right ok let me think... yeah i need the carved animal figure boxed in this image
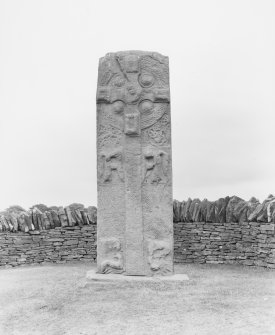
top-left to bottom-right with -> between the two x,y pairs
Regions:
143,148 -> 169,184
147,239 -> 172,275
99,148 -> 124,183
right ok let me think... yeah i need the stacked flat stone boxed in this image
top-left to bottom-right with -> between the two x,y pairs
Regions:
0,226 -> 96,267
0,205 -> 97,233
0,204 -> 97,267
173,195 -> 275,224
174,219 -> 275,269
1,217 -> 274,269
173,195 -> 275,269
1,195 -> 274,232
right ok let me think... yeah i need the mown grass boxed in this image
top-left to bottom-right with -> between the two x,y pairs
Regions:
0,262 -> 274,335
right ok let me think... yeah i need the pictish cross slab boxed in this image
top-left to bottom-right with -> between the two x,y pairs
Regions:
96,51 -> 173,276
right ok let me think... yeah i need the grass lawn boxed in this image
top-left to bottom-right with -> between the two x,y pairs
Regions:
0,262 -> 274,335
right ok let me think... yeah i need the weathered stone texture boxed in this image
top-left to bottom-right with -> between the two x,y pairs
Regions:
174,220 -> 275,268
0,205 -> 97,233
0,226 -> 96,267
173,195 -> 275,224
172,195 -> 275,269
96,51 -> 173,276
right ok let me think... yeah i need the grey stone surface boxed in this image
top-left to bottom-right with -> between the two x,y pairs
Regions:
0,226 -> 97,267
86,269 -> 189,282
174,220 -> 275,268
96,51 -> 173,276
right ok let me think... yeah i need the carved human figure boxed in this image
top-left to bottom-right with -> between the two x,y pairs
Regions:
98,238 -> 123,274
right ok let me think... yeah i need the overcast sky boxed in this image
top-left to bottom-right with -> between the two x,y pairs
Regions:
0,0 -> 274,210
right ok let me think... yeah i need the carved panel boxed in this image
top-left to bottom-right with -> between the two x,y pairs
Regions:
147,239 -> 172,275
98,238 -> 123,274
98,148 -> 124,184
124,110 -> 140,136
142,112 -> 170,146
143,147 -> 169,185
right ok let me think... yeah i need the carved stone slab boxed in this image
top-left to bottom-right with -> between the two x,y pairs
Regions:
96,51 -> 173,276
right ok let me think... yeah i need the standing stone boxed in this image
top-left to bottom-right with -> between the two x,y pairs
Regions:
96,51 -> 173,276
45,211 -> 55,229
58,207 -> 69,227
50,210 -> 61,227
173,200 -> 181,223
80,209 -> 89,225
42,212 -> 51,230
87,206 -> 97,224
65,206 -> 74,226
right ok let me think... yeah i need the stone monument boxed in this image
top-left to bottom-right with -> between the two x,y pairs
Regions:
96,51 -> 173,276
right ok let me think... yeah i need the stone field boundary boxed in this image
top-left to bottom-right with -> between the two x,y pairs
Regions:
0,196 -> 274,269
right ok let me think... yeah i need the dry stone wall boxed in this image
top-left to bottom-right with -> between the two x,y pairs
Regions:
0,204 -> 97,233
0,203 -> 97,267
173,195 -> 275,269
174,221 -> 275,269
0,226 -> 96,267
0,196 -> 274,269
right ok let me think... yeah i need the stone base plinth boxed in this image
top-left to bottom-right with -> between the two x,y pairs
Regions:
86,269 -> 189,283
